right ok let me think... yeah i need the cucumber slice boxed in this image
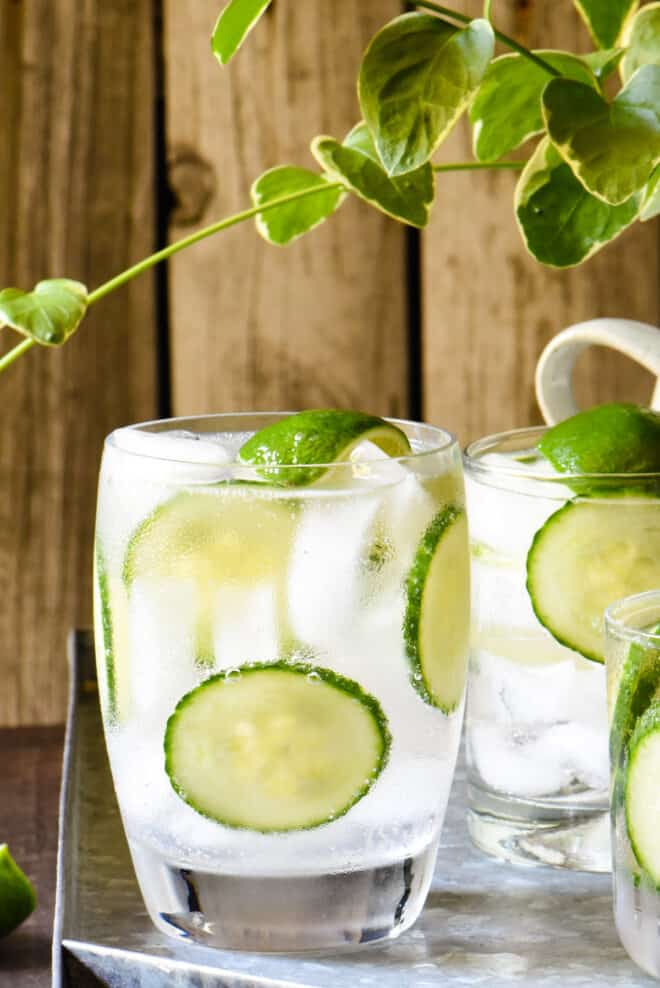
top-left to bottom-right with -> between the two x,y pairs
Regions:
403,505 -> 470,712
123,489 -> 297,666
164,662 -> 390,832
94,543 -> 131,724
625,701 -> 660,884
526,494 -> 660,663
610,629 -> 660,768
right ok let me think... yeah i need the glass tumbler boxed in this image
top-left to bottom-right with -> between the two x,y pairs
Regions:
607,591 -> 660,980
93,413 -> 470,951
464,426 -> 659,872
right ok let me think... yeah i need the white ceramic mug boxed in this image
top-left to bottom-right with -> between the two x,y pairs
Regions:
535,318 -> 660,425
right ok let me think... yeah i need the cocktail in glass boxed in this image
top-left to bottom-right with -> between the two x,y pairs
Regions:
607,591 -> 660,980
93,412 -> 469,951
464,426 -> 659,871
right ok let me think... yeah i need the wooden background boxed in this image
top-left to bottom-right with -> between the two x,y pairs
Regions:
0,0 -> 657,726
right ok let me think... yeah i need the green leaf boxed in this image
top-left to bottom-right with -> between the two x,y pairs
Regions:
542,66 -> 660,205
470,51 -> 596,163
640,165 -> 660,220
211,0 -> 272,66
0,279 -> 88,346
580,48 -> 625,81
515,139 -> 640,268
573,0 -> 638,49
311,123 -> 434,228
621,3 -> 660,83
358,13 -> 494,176
250,167 -> 345,245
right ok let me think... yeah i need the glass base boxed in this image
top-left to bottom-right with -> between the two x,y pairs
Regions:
467,783 -> 610,872
615,869 -> 660,980
129,838 -> 439,952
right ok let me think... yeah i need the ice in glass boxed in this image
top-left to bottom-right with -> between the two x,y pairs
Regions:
93,412 -> 470,951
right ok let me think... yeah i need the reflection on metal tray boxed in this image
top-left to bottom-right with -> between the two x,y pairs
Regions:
53,631 -> 651,987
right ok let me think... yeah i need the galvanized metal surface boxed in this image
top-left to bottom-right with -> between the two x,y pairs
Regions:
53,632 -> 652,987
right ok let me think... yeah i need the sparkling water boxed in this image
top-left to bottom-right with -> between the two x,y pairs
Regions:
93,414 -> 469,950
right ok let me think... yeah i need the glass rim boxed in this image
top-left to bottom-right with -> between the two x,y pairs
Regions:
605,590 -> 660,645
464,425 -> 660,485
105,411 -> 458,470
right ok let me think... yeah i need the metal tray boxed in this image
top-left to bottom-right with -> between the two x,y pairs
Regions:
53,631 -> 652,987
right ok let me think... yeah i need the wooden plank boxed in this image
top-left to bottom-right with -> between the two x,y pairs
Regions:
164,0 -> 408,419
0,726 -> 64,988
422,0 -> 658,442
0,1 -> 158,725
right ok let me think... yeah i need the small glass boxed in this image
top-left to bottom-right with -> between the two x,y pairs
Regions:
606,591 -> 660,980
463,426 -> 659,872
93,412 -> 470,951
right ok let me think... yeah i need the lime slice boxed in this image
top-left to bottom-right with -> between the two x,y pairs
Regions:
238,410 -> 411,486
403,505 -> 470,712
0,845 -> 36,938
164,662 -> 390,832
527,494 -> 660,663
625,701 -> 660,884
123,488 -> 297,667
538,402 -> 660,477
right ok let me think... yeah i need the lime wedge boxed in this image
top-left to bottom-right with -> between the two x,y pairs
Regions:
0,845 -> 36,937
164,661 -> 390,832
239,410 -> 411,486
538,402 -> 660,477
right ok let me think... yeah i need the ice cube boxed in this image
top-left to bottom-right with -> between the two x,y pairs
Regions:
128,577 -> 201,724
109,427 -> 232,485
465,472 -> 570,560
213,583 -> 281,668
470,558 -> 538,632
469,644 -> 606,728
469,722 -> 568,797
287,493 -> 381,653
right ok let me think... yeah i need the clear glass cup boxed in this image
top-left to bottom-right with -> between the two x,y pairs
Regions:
606,591 -> 660,980
93,412 -> 470,951
463,426 -> 659,872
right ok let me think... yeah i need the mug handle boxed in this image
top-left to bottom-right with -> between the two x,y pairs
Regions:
535,318 -> 660,425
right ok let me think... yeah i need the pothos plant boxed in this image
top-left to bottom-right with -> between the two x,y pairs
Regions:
0,0 -> 659,373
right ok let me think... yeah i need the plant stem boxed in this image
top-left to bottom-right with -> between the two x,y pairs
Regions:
483,0 -> 492,21
415,0 -> 561,77
88,183 -> 343,306
0,162 -> 523,377
0,337 -> 35,373
433,160 -> 524,172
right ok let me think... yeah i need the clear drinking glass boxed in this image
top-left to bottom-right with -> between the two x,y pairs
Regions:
93,412 -> 470,951
464,426 -> 659,872
607,591 -> 660,980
